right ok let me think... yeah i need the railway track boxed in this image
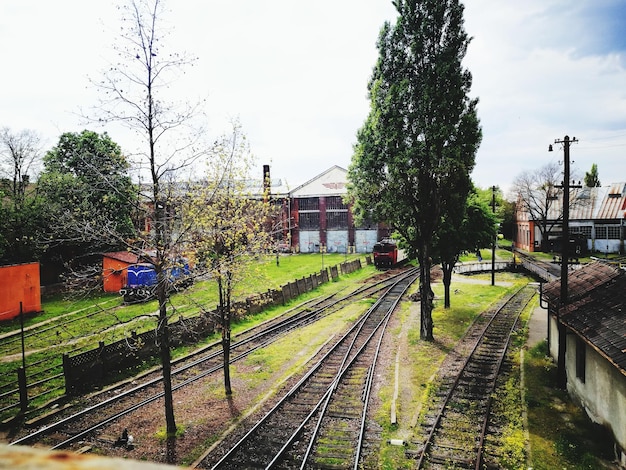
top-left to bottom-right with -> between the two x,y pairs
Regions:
8,268 -> 410,450
410,284 -> 537,469
199,268 -> 419,469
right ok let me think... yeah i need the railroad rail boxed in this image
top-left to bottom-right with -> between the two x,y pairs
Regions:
8,269 -> 410,450
411,284 -> 537,469
198,268 -> 420,469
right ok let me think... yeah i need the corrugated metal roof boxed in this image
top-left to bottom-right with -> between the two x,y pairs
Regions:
525,183 -> 626,222
596,182 -> 626,219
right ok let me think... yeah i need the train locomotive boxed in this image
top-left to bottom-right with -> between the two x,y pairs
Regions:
372,238 -> 405,269
120,259 -> 192,303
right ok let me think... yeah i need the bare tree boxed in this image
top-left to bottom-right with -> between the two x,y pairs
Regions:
87,0 -> 206,437
512,162 -> 563,252
0,128 -> 41,202
513,162 -> 586,252
0,128 -> 44,263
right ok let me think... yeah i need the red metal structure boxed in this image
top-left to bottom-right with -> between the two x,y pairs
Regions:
0,262 -> 41,321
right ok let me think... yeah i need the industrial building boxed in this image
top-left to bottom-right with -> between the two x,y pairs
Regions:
267,165 -> 390,254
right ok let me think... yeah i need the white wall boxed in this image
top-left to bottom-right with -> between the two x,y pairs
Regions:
326,230 -> 349,253
565,334 -> 626,465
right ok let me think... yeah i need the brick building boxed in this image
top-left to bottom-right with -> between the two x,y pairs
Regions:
283,166 -> 389,253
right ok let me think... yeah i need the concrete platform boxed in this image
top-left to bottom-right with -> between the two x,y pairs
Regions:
527,305 -> 548,348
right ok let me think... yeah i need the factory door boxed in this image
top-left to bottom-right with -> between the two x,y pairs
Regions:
355,230 -> 378,253
299,231 -> 321,253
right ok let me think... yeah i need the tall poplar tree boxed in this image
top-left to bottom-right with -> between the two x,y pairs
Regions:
348,0 -> 481,340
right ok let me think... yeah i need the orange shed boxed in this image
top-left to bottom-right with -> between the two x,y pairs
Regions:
102,251 -> 141,293
0,262 -> 42,321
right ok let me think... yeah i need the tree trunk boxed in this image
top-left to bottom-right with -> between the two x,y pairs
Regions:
419,247 -> 434,341
157,279 -> 177,437
441,261 -> 454,309
222,325 -> 232,396
218,277 -> 233,396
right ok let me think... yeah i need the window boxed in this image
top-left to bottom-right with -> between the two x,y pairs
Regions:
571,226 -> 591,239
326,196 -> 347,211
327,211 -> 348,229
299,212 -> 319,230
575,337 -> 586,383
596,225 -> 621,240
609,226 -> 621,239
298,197 -> 319,211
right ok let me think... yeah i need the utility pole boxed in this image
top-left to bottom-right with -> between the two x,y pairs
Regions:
491,185 -> 496,286
549,135 -> 580,389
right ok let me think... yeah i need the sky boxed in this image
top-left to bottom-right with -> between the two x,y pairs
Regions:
1,0 -> 625,196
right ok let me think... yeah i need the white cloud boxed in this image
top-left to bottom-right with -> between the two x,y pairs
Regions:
463,0 -> 626,194
0,0 -> 624,194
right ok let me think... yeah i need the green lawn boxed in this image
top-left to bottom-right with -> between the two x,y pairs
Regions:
0,253 -> 371,421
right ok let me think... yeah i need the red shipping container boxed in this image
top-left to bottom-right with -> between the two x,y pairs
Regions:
0,262 -> 42,321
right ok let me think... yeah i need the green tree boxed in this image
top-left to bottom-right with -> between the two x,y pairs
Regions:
584,163 -> 601,188
185,123 -> 270,396
348,0 -> 481,340
435,188 -> 497,308
37,130 -> 136,269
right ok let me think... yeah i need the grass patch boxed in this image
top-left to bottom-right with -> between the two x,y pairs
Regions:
375,272 -> 530,469
0,254 -> 374,422
155,424 -> 186,442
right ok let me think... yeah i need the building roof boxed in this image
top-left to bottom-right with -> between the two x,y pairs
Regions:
543,261 -> 622,304
544,261 -> 626,376
522,183 -> 626,222
103,251 -> 141,264
290,165 -> 348,198
596,182 -> 626,219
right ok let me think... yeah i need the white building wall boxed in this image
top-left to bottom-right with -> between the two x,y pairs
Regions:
565,335 -> 626,465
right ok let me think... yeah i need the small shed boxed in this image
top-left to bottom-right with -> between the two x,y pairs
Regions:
0,262 -> 41,321
102,251 -> 141,293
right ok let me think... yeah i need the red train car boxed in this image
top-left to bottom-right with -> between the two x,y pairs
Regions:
373,239 -> 398,269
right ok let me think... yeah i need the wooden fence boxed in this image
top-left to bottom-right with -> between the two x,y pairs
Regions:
63,259 -> 363,394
